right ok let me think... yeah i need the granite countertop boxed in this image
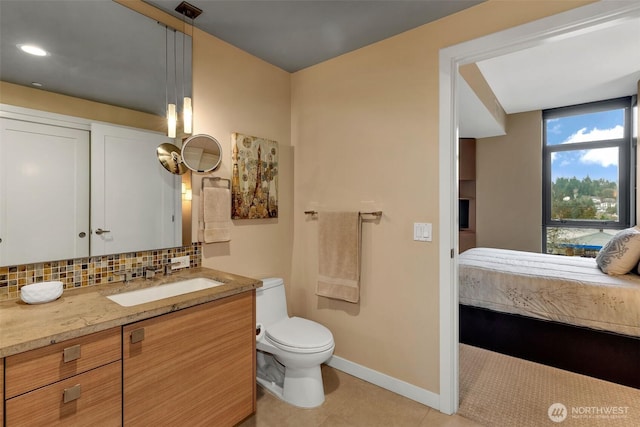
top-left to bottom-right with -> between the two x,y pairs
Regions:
0,267 -> 262,358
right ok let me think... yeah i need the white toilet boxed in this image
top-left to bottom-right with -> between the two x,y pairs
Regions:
255,277 -> 335,408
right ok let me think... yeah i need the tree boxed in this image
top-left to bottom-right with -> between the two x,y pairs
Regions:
551,176 -> 617,221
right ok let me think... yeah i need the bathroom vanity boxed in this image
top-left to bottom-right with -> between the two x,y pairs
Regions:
0,268 -> 260,426
123,292 -> 254,425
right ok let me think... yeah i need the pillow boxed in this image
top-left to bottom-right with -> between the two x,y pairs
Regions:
596,227 -> 640,275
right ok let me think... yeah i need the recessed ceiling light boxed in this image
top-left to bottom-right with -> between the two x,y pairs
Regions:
31,82 -> 43,87
18,44 -> 48,57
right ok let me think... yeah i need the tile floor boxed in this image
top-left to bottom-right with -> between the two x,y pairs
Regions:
238,365 -> 480,427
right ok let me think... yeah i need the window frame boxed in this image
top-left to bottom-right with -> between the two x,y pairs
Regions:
542,96 -> 634,251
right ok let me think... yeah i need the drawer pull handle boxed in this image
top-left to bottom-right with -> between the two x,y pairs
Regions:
63,384 -> 82,403
131,328 -> 145,344
63,344 -> 81,363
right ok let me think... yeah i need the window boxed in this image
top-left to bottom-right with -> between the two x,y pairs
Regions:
543,97 -> 635,255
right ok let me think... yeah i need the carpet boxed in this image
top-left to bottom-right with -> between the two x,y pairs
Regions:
458,344 -> 640,426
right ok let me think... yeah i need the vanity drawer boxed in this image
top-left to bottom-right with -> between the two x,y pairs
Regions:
5,360 -> 122,426
5,327 -> 121,398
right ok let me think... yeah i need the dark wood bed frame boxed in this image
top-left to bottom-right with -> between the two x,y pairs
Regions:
459,304 -> 640,389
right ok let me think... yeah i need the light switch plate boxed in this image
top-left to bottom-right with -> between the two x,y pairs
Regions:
413,223 -> 432,242
171,255 -> 190,269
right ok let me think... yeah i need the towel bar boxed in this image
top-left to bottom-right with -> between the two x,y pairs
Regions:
202,176 -> 231,190
304,210 -> 382,217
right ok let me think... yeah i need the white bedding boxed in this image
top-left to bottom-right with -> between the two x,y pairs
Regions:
459,247 -> 640,337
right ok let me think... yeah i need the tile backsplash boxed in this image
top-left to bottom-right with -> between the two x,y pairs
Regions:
0,243 -> 202,301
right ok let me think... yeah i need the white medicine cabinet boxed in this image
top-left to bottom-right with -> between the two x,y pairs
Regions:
0,117 -> 90,265
90,123 -> 181,256
0,106 -> 181,266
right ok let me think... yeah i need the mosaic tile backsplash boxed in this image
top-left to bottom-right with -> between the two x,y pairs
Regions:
0,243 -> 202,301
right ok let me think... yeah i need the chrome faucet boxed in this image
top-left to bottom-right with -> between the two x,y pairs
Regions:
164,262 -> 181,275
143,265 -> 163,279
115,270 -> 134,284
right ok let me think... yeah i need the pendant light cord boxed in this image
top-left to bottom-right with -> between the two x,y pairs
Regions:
182,15 -> 186,105
165,25 -> 169,114
173,29 -> 178,113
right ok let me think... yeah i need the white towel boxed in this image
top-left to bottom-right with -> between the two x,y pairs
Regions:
316,211 -> 361,303
200,187 -> 231,243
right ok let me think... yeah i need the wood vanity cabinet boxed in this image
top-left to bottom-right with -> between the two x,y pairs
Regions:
123,291 -> 256,426
4,327 -> 121,426
1,358 -> 4,423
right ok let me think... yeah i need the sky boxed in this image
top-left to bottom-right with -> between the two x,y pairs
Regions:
547,108 -> 626,183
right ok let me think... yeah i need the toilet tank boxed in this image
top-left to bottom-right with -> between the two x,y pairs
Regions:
256,277 -> 289,327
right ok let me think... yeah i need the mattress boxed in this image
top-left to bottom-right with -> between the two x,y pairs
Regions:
459,247 -> 640,337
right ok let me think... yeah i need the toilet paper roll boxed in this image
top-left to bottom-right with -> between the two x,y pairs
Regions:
256,323 -> 265,341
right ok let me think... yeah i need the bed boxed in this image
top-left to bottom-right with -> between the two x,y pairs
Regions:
459,247 -> 640,388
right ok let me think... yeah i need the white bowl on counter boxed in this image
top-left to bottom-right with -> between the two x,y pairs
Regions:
20,281 -> 64,304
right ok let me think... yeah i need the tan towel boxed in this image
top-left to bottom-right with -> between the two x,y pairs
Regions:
200,187 -> 231,243
316,211 -> 361,303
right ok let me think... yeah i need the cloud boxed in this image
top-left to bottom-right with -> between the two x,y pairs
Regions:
563,125 -> 624,144
580,147 -> 618,167
559,125 -> 623,168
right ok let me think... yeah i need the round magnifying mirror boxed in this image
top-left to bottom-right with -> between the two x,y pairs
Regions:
181,134 -> 222,173
157,143 -> 188,175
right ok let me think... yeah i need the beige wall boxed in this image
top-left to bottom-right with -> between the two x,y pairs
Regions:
190,29 -> 293,282
476,111 -> 543,252
290,0 -> 592,394
0,81 -> 165,132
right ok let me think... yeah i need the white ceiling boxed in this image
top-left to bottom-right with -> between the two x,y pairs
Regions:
476,15 -> 640,115
457,13 -> 640,138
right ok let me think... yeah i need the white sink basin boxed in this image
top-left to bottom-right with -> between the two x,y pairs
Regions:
106,277 -> 224,307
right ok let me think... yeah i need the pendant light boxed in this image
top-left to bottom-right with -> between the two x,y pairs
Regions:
175,1 -> 201,135
183,97 -> 192,134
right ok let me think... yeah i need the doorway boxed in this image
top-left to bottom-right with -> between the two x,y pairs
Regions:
438,1 -> 640,414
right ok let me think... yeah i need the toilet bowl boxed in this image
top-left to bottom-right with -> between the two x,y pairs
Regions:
256,278 -> 335,408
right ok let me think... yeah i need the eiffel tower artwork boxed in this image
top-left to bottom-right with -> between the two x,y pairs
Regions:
232,133 -> 279,219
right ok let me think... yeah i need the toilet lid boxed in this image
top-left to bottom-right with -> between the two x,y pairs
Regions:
266,317 -> 334,351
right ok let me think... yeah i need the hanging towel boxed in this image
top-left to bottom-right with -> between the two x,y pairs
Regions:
316,211 -> 361,303
200,187 -> 231,243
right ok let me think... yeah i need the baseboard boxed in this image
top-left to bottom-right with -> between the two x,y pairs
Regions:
325,355 -> 440,410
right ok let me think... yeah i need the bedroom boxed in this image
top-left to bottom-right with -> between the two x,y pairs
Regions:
456,9 -> 640,389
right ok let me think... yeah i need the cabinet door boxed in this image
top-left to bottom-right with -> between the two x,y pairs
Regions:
90,123 -> 181,256
1,358 -> 4,423
459,138 -> 476,181
123,292 -> 256,426
0,118 -> 89,265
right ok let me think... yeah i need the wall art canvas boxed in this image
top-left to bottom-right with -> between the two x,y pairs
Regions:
231,133 -> 278,219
